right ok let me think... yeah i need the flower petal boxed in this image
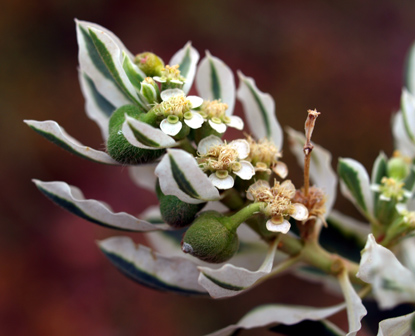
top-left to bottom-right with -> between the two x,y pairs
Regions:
266,219 -> 291,233
357,234 -> 415,309
230,139 -> 250,159
208,119 -> 227,133
197,135 -> 223,155
227,115 -> 244,130
187,95 -> 203,108
169,41 -> 200,95
183,112 -> 204,129
233,161 -> 255,180
123,115 -> 176,148
24,120 -> 118,164
196,51 -> 235,115
291,203 -> 309,221
98,236 -> 207,296
155,149 -> 221,203
33,180 -> 169,231
286,127 -> 337,215
197,238 -> 278,298
160,88 -> 185,101
237,71 -> 283,149
160,119 -> 182,136
209,174 -> 234,190
273,161 -> 288,179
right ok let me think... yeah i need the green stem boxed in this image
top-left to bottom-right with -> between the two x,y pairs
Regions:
257,254 -> 303,284
175,137 -> 196,155
227,202 -> 266,231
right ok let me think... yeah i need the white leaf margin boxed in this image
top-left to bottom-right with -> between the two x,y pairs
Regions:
377,311 -> 415,336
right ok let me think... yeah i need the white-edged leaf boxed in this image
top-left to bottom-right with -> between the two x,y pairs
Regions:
196,51 -> 235,115
377,311 -> 415,336
405,40 -> 415,95
33,180 -> 169,231
169,41 -> 200,95
78,71 -> 115,140
197,239 -> 278,298
338,270 -> 367,336
392,112 -> 415,158
286,127 -> 337,214
357,234 -> 415,309
122,51 -> 146,91
237,71 -> 283,149
76,20 -> 134,108
122,115 -> 176,149
401,89 -> 415,143
155,149 -> 221,204
98,236 -> 207,296
24,120 -> 118,164
338,158 -> 374,220
397,236 -> 415,274
206,302 -> 347,336
128,164 -> 157,192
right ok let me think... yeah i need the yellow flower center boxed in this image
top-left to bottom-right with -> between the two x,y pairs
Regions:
201,100 -> 229,120
246,136 -> 281,167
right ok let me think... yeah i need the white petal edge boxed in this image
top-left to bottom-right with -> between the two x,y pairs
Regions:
198,238 -> 279,298
160,88 -> 184,101
209,174 -> 234,190
160,119 -> 183,136
184,112 -> 204,129
266,219 -> 291,233
227,115 -> 244,130
187,95 -> 204,108
24,120 -> 118,164
230,139 -> 250,159
291,203 -> 309,221
233,161 -> 255,180
208,120 -> 227,133
197,135 -> 223,155
33,180 -> 169,231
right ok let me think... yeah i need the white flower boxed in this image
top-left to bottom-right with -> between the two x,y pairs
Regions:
156,89 -> 204,136
199,100 -> 244,133
197,135 -> 255,190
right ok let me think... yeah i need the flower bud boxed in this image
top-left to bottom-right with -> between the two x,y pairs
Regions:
387,157 -> 409,181
181,211 -> 239,263
134,52 -> 164,77
140,77 -> 160,105
107,105 -> 165,164
156,181 -> 205,228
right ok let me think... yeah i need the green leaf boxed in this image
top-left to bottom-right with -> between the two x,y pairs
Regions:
122,115 -> 176,149
196,51 -> 235,115
371,152 -> 387,218
33,180 -> 170,231
237,71 -> 283,150
98,236 -> 207,296
169,42 -> 200,95
155,149 -> 220,204
338,158 -> 374,220
24,120 -> 118,164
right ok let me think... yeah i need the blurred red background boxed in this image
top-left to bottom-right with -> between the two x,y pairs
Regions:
1,1 -> 415,335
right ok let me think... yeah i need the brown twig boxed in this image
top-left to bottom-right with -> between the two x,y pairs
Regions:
303,109 -> 320,197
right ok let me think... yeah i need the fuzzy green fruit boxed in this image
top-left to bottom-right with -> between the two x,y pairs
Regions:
387,157 -> 409,180
155,181 -> 205,228
181,211 -> 239,263
107,105 -> 165,164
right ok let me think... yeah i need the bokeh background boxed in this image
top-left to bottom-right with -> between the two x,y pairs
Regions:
2,0 -> 415,335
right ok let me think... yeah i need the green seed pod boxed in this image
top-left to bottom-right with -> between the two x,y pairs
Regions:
182,211 -> 239,263
134,52 -> 164,77
107,105 -> 165,164
387,157 -> 409,180
155,181 -> 205,228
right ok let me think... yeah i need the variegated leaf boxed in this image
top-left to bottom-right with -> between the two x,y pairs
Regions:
197,239 -> 278,298
337,270 -> 367,336
122,51 -> 146,92
169,42 -> 200,95
196,51 -> 235,115
122,115 -> 176,149
34,180 -> 169,231
24,120 -> 117,164
98,236 -> 207,296
128,164 -> 157,192
401,89 -> 415,143
237,71 -> 283,150
357,234 -> 415,309
338,158 -> 374,220
371,152 -> 388,217
405,41 -> 415,95
155,149 -> 220,204
377,312 -> 415,336
392,112 -> 415,158
76,20 -> 134,108
206,302 -> 347,336
286,127 -> 337,214
78,71 -> 115,140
